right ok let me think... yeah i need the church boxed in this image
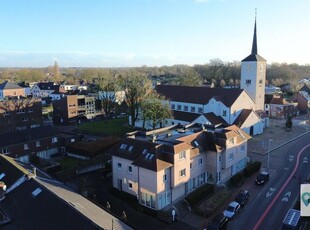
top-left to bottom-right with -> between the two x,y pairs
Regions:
135,18 -> 269,136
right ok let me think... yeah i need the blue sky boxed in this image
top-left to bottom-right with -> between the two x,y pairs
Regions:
0,0 -> 309,67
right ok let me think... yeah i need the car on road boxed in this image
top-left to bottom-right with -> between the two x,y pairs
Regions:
223,201 -> 240,220
207,213 -> 228,230
255,171 -> 270,185
235,190 -> 249,206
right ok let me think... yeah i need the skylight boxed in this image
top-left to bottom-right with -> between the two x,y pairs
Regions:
142,149 -> 148,155
0,173 -> 5,180
120,144 -> 127,150
128,145 -> 134,152
32,187 -> 42,197
194,141 -> 199,147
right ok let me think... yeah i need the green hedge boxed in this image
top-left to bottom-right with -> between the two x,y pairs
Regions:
244,161 -> 261,177
230,172 -> 245,187
185,184 -> 214,207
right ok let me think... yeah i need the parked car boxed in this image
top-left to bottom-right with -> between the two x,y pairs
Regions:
255,171 -> 270,185
223,201 -> 240,220
235,190 -> 249,206
207,213 -> 228,230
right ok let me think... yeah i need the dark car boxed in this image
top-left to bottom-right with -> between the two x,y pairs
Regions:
207,213 -> 228,230
255,171 -> 270,185
235,190 -> 249,206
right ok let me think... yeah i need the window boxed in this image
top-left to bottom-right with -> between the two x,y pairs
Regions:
128,165 -> 132,173
3,111 -> 9,116
120,144 -> 127,150
190,162 -> 193,170
163,174 -> 167,183
23,117 -> 28,121
190,106 -> 195,112
228,153 -> 234,161
240,145 -> 245,151
179,151 -> 186,159
179,168 -> 186,177
2,148 -> 8,154
29,108 -> 33,112
198,107 -> 203,113
198,158 -> 203,165
177,105 -> 181,110
52,137 -> 58,143
222,110 -> 227,117
128,145 -> 134,152
229,138 -> 235,144
36,141 -> 40,147
128,182 -> 133,189
24,144 -> 29,150
171,104 -> 175,110
117,162 -> 122,169
184,106 -> 188,112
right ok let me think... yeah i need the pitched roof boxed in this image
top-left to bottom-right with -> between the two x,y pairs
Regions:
36,82 -> 59,91
299,84 -> 310,93
0,126 -> 59,148
0,158 -> 131,230
233,109 -> 252,127
0,155 -> 28,189
0,81 -> 22,90
171,111 -> 227,126
241,18 -> 266,62
156,85 -> 244,107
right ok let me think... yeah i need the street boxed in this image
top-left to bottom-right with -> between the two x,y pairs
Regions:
229,132 -> 310,230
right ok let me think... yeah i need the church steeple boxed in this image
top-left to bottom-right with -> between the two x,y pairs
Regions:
251,19 -> 257,55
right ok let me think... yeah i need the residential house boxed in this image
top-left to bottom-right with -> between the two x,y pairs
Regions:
297,84 -> 310,114
0,98 -> 42,134
31,82 -> 59,98
0,155 -> 131,230
110,123 -> 250,210
0,126 -> 61,163
17,81 -> 32,97
52,94 -> 96,125
268,95 -> 297,119
0,81 -> 25,99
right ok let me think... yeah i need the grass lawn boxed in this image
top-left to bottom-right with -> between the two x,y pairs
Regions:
77,117 -> 135,136
57,156 -> 82,170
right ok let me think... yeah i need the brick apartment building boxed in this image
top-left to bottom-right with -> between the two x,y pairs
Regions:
53,95 -> 96,125
0,98 -> 42,134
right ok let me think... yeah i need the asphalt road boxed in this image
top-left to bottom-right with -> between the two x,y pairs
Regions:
229,132 -> 310,230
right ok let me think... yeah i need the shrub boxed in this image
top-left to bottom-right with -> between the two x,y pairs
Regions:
244,161 -> 261,177
185,184 -> 214,207
230,172 -> 245,187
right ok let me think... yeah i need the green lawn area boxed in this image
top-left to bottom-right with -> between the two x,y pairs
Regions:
57,156 -> 82,170
77,117 -> 135,136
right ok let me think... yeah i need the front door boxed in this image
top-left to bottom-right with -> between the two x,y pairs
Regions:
117,179 -> 122,191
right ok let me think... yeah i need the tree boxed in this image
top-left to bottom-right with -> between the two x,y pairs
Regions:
177,68 -> 202,86
97,74 -> 120,117
120,72 -> 152,127
54,61 -> 60,83
140,92 -> 173,130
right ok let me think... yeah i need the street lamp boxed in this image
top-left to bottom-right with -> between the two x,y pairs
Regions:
267,139 -> 273,171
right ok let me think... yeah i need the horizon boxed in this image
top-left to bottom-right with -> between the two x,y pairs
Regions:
0,0 -> 309,68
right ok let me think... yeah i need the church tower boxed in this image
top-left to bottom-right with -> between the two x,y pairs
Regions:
240,17 -> 266,111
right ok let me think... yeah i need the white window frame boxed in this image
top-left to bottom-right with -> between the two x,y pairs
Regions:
128,182 -> 133,190
128,165 -> 132,173
117,162 -> 122,170
179,151 -> 186,160
163,174 -> 167,183
198,158 -> 203,165
36,141 -> 41,147
179,168 -> 186,177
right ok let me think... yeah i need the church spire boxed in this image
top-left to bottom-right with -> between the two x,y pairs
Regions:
251,10 -> 257,55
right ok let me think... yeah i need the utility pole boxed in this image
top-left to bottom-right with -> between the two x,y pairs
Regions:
268,139 -> 273,171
